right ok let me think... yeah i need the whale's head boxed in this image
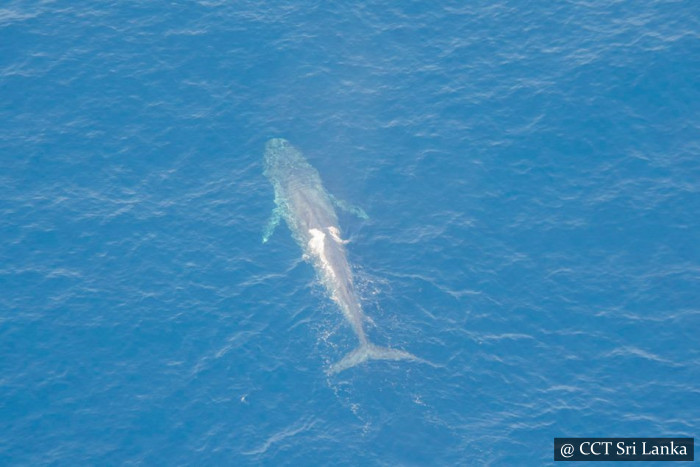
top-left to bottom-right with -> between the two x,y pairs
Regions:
263,138 -> 309,182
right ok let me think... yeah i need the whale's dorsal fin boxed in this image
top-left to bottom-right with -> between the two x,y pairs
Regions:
329,194 -> 369,220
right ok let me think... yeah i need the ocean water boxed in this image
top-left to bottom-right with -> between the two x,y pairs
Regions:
1,1 -> 699,465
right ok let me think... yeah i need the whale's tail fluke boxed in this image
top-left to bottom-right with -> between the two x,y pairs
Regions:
327,343 -> 422,375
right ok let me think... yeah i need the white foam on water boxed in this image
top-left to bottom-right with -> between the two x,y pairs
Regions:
328,226 -> 349,244
308,228 -> 336,280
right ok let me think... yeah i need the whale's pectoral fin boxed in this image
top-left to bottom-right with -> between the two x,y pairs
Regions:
329,194 -> 369,220
262,207 -> 281,243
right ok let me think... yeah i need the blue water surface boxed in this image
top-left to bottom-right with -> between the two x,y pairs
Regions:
2,1 -> 699,465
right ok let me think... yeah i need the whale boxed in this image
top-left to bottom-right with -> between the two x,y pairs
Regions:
262,138 -> 419,374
